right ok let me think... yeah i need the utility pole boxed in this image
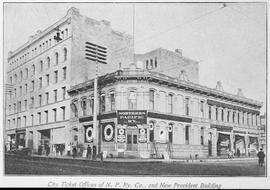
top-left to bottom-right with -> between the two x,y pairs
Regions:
85,42 -> 107,153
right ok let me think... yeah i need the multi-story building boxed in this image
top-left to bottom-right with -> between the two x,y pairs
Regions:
4,7 -> 133,154
67,67 -> 262,159
5,7 -> 263,159
259,114 -> 266,150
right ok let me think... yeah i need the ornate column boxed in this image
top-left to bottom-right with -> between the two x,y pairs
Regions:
230,131 -> 234,151
212,129 -> 218,157
245,134 -> 249,156
211,106 -> 216,121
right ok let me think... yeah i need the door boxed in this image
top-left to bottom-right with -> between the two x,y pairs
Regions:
126,129 -> 138,151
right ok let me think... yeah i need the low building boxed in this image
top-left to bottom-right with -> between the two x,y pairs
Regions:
67,67 -> 262,159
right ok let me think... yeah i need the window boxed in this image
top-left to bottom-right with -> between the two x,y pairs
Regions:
62,87 -> 66,100
8,105 -> 11,114
247,113 -> 250,125
18,101 -> 21,112
90,97 -> 94,114
38,95 -> 42,106
46,74 -> 50,86
200,127 -> 204,145
45,92 -> 49,104
39,77 -> 42,89
40,61 -> 43,72
23,116 -> 27,127
209,105 -> 212,119
31,114 -> 34,126
9,76 -> 12,84
24,100 -> 27,111
31,80 -> 35,91
71,101 -> 78,117
238,112 -> 240,124
146,60 -> 149,69
128,91 -> 137,110
65,28 -> 68,37
53,109 -> 57,122
200,101 -> 204,117
63,67 -> 67,80
14,74 -> 17,84
32,64 -> 35,75
149,89 -> 155,110
45,111 -> 48,123
19,86 -> 22,96
25,84 -> 28,94
63,48 -> 67,61
168,94 -> 173,113
109,92 -> 115,111
233,112 -> 235,123
101,94 -> 106,112
38,112 -> 41,124
185,97 -> 190,116
150,59 -> 153,68
14,88 -> 16,98
154,57 -> 157,68
227,111 -> 230,122
54,89 -> 57,102
30,97 -> 34,108
61,106 -> 65,120
8,120 -> 10,128
221,109 -> 224,121
81,99 -> 87,116
215,107 -> 218,120
55,52 -> 59,65
185,125 -> 190,144
47,57 -> 50,69
17,117 -> 21,128
20,71 -> 23,82
25,68 -> 28,79
54,71 -> 58,83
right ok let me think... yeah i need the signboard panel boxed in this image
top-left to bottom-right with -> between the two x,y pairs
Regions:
117,110 -> 147,125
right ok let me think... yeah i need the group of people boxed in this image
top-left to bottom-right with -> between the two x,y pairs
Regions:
67,144 -> 100,160
227,148 -> 241,159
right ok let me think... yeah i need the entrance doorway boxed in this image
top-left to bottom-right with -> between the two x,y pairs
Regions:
126,128 -> 138,151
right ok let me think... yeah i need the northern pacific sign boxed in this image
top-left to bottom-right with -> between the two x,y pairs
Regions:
117,110 -> 147,125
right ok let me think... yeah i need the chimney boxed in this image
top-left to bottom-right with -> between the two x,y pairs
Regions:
175,49 -> 183,56
237,88 -> 244,97
215,81 -> 224,91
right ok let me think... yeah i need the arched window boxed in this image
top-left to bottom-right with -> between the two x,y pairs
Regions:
47,57 -> 50,69
200,127 -> 205,145
100,94 -> 106,112
149,89 -> 155,110
55,52 -> 59,65
89,96 -> 94,114
128,90 -> 137,110
25,68 -> 28,79
63,48 -> 67,61
109,91 -> 115,111
14,74 -> 17,84
70,101 -> 78,118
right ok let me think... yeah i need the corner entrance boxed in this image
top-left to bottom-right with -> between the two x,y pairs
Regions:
126,127 -> 138,151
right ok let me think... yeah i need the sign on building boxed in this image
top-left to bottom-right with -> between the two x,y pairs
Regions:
117,110 -> 147,125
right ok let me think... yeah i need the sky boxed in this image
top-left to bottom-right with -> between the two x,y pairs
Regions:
3,2 -> 267,113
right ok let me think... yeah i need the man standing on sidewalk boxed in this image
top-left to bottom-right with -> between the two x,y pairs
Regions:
257,148 -> 265,167
87,145 -> 92,159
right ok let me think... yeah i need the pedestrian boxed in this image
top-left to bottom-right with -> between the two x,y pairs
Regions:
87,145 -> 92,159
67,143 -> 71,156
237,148 -> 240,158
257,148 -> 265,167
92,145 -> 97,160
45,144 -> 50,156
72,147 -> 77,159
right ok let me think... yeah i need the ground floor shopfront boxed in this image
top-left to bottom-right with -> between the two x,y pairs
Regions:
5,111 -> 260,159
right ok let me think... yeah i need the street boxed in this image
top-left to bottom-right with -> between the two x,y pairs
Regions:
4,154 -> 266,176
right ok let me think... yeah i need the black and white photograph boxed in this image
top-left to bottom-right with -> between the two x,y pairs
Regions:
1,1 -> 269,188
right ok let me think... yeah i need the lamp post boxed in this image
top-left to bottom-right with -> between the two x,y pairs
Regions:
85,42 -> 107,152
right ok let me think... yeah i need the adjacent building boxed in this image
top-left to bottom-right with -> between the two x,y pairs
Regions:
5,7 -> 263,159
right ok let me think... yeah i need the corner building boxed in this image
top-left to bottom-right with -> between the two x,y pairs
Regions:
68,68 -> 262,159
5,7 -> 133,155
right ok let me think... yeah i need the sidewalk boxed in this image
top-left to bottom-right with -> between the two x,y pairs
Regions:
7,152 -> 258,163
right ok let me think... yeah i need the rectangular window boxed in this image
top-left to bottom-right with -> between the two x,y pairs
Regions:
31,80 -> 35,91
53,109 -> 57,122
54,89 -> 57,102
30,97 -> 34,108
31,114 -> 34,126
46,92 -> 49,104
227,111 -> 230,122
62,87 -> 66,100
209,105 -> 212,119
128,91 -> 137,110
200,127 -> 204,145
14,88 -> 16,97
19,86 -> 22,96
45,111 -> 48,123
221,109 -> 224,121
61,106 -> 65,120
23,116 -> 26,127
46,74 -> 50,86
168,94 -> 173,113
24,100 -> 27,111
17,117 -> 21,128
90,97 -> 94,114
39,77 -> 42,89
185,126 -> 189,145
18,101 -> 21,112
200,101 -> 204,117
9,105 -> 11,114
216,107 -> 218,120
38,95 -> 42,106
25,84 -> 28,94
54,71 -> 58,83
63,67 -> 67,80
185,97 -> 189,116
149,90 -> 155,110
38,112 -> 41,124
